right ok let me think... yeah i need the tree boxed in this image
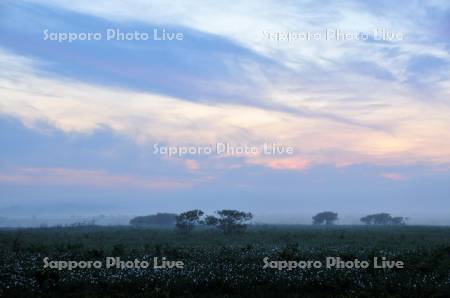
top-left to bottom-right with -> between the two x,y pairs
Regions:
214,210 -> 253,234
372,213 -> 391,225
129,213 -> 177,227
360,213 -> 406,225
204,215 -> 219,227
312,211 -> 338,225
176,209 -> 204,232
360,215 -> 372,225
390,216 -> 406,225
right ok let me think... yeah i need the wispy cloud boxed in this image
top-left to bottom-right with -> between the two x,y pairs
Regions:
1,48 -> 450,170
185,159 -> 199,171
28,0 -> 450,78
0,0 -> 449,215
0,167 -> 200,189
247,157 -> 310,171
1,1 -> 450,174
381,172 -> 405,181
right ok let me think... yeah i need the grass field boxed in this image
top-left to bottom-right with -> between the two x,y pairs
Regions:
1,225 -> 449,297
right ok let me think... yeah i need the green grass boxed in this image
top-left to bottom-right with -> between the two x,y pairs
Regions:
1,225 -> 449,297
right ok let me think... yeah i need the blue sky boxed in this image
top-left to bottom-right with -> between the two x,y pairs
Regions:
0,0 -> 449,220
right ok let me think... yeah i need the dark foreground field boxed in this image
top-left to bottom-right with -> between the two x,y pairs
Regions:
1,225 -> 449,297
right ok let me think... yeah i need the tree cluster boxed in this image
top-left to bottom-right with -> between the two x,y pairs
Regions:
312,211 -> 338,225
130,211 -> 407,228
360,213 -> 406,225
176,209 -> 253,234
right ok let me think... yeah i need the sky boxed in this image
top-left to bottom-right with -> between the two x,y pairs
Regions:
0,0 -> 449,222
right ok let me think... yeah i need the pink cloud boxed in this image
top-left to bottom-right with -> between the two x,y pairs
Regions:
381,172 -> 405,181
185,159 -> 200,171
0,167 -> 199,190
247,157 -> 310,171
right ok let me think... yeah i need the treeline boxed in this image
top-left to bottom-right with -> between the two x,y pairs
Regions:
311,212 -> 406,225
129,213 -> 177,226
360,213 -> 407,225
129,211 -> 408,229
176,209 -> 253,234
129,210 -> 253,234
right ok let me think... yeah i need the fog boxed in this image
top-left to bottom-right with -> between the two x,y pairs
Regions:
1,213 -> 449,228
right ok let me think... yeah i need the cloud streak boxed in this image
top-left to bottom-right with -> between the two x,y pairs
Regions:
1,48 -> 450,171
381,172 -> 405,181
0,167 -> 200,189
